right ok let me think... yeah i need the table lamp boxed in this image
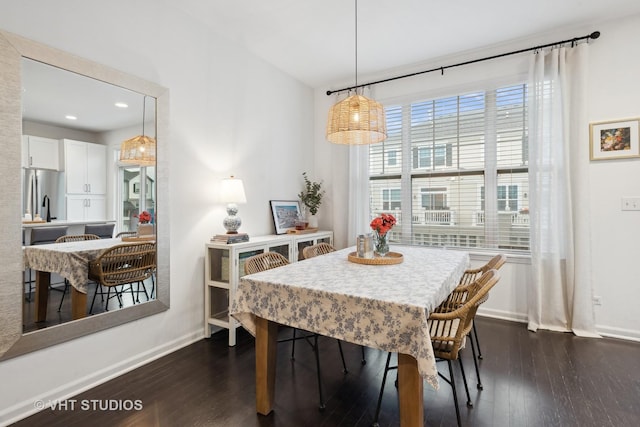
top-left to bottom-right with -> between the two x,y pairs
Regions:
220,176 -> 247,234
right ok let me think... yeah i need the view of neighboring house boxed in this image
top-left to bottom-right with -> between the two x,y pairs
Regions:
370,83 -> 530,250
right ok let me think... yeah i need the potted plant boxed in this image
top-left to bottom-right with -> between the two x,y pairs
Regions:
298,172 -> 325,228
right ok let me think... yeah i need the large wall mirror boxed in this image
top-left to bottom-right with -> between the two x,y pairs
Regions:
0,30 -> 170,360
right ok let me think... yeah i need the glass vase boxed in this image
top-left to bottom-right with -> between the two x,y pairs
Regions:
137,223 -> 154,236
375,232 -> 390,257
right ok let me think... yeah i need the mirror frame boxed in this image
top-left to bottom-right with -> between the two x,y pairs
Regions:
0,30 -> 170,360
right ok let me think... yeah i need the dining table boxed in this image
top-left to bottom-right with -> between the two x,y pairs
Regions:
231,245 -> 469,427
23,238 -> 125,321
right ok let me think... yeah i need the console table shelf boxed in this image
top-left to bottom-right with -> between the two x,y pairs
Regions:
204,230 -> 333,346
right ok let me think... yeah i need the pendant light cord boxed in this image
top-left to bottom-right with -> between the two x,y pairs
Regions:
142,95 -> 146,136
354,0 -> 358,89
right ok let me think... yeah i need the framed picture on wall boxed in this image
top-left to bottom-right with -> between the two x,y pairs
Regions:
590,118 -> 640,160
269,200 -> 301,234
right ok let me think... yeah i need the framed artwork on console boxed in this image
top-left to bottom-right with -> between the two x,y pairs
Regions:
269,200 -> 301,234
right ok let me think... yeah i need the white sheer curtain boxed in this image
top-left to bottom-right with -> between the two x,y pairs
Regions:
347,144 -> 370,246
527,43 -> 599,337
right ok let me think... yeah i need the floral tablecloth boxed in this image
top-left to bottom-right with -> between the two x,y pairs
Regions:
23,238 -> 123,293
231,245 -> 469,389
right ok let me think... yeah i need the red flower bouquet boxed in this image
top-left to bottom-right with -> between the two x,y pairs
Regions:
136,210 -> 152,224
370,213 -> 396,256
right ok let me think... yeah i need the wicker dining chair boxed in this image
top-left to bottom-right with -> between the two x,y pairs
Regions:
244,251 -> 346,411
302,242 -> 367,366
456,253 -> 506,389
372,269 -> 501,427
88,242 -> 156,313
301,242 -> 335,259
54,234 -> 100,311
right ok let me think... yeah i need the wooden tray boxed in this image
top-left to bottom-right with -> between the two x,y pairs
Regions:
347,251 -> 403,265
286,227 -> 319,235
122,235 -> 156,242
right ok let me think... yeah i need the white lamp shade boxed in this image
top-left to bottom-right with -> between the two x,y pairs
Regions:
220,177 -> 247,204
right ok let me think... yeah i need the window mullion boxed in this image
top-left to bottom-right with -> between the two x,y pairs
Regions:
400,104 -> 412,242
484,90 -> 498,248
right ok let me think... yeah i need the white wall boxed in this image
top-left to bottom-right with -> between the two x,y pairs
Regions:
2,1 -> 640,424
0,1 -> 314,424
315,14 -> 640,341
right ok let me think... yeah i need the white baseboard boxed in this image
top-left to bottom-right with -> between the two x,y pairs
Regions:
595,325 -> 640,342
477,307 -> 528,323
0,331 -> 203,427
477,308 -> 640,342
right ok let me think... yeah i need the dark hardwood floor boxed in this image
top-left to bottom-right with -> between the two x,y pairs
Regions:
12,318 -> 640,427
23,277 -> 155,333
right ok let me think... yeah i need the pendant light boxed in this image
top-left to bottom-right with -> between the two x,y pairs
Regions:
120,95 -> 156,166
326,0 -> 386,145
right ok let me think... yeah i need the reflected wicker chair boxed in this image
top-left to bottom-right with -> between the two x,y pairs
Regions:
373,269 -> 501,427
88,242 -> 156,313
116,231 -> 138,238
115,230 -> 157,297
302,242 -> 367,366
457,253 -> 506,389
54,234 -> 100,311
244,251 -> 346,411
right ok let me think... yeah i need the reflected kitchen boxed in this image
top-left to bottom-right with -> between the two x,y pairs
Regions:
21,58 -> 157,333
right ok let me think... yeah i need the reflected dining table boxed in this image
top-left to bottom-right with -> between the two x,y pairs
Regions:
231,245 -> 469,427
23,238 -> 125,321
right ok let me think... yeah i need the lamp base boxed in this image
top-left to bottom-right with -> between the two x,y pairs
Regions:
223,203 -> 242,234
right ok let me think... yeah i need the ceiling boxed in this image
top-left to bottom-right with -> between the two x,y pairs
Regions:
22,58 -> 151,134
175,0 -> 640,89
22,1 -> 640,133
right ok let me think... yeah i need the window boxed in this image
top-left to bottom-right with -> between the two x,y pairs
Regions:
387,150 -> 398,166
421,187 -> 447,210
481,185 -> 519,211
413,144 -> 452,168
369,83 -> 529,251
382,188 -> 401,210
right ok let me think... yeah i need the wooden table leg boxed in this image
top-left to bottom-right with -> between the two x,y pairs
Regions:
398,353 -> 423,427
255,316 -> 278,415
71,287 -> 87,320
35,271 -> 50,322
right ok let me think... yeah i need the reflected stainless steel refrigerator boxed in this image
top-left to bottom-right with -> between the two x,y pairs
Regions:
22,168 -> 64,221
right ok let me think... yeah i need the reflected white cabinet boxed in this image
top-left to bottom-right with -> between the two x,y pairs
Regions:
66,195 -> 107,221
22,135 -> 60,170
204,231 -> 333,346
64,139 -> 107,220
63,139 -> 107,195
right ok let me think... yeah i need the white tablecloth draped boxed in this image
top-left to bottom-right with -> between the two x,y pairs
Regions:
231,245 -> 469,389
23,238 -> 123,293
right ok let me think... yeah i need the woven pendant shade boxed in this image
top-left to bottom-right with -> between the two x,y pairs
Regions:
120,135 -> 156,166
326,94 -> 387,145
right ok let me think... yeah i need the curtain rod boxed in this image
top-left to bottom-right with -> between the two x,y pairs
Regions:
326,31 -> 600,96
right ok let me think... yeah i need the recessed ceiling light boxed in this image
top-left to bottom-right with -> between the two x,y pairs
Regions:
115,102 -> 128,108
65,115 -> 77,120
